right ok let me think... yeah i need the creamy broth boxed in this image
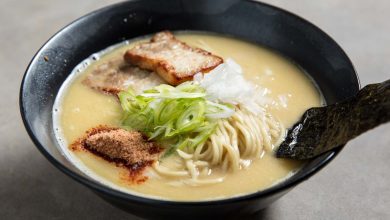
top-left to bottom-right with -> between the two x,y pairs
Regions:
55,33 -> 322,201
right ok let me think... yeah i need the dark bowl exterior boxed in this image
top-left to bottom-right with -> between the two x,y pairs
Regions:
20,0 -> 359,219
97,188 -> 291,219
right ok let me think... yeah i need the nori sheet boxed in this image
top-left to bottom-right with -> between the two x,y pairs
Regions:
276,79 -> 390,160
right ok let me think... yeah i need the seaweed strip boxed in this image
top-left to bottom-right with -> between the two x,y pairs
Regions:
277,79 -> 390,160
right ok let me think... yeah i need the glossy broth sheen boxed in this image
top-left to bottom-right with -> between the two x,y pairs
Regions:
56,33 -> 322,201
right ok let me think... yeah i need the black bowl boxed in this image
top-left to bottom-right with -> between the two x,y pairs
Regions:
20,0 -> 359,219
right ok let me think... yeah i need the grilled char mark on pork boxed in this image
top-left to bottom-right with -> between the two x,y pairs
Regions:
82,57 -> 164,95
124,31 -> 223,85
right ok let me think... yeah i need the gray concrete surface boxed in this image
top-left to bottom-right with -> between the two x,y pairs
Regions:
1,0 -> 389,219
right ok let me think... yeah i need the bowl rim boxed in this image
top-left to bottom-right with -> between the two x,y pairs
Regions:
20,0 -> 359,206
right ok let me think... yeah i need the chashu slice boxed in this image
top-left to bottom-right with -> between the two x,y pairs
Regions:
124,31 -> 223,85
82,56 -> 164,95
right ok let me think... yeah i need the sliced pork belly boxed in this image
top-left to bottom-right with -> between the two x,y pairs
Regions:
82,57 -> 164,95
124,31 -> 223,85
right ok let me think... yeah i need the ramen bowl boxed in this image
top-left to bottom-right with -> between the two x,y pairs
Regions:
20,0 -> 359,219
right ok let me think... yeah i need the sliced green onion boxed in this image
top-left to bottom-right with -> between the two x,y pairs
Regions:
118,82 -> 233,154
205,100 -> 235,119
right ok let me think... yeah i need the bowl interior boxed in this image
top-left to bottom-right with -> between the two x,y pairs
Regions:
20,0 -> 359,204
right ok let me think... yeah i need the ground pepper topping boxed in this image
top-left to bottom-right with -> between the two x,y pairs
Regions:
70,125 -> 162,184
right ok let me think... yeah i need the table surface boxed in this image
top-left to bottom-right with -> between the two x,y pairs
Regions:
1,0 -> 389,219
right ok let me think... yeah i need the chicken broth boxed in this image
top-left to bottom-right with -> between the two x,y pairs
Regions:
54,33 -> 322,201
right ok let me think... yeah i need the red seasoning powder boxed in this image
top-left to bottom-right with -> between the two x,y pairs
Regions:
70,125 -> 162,184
